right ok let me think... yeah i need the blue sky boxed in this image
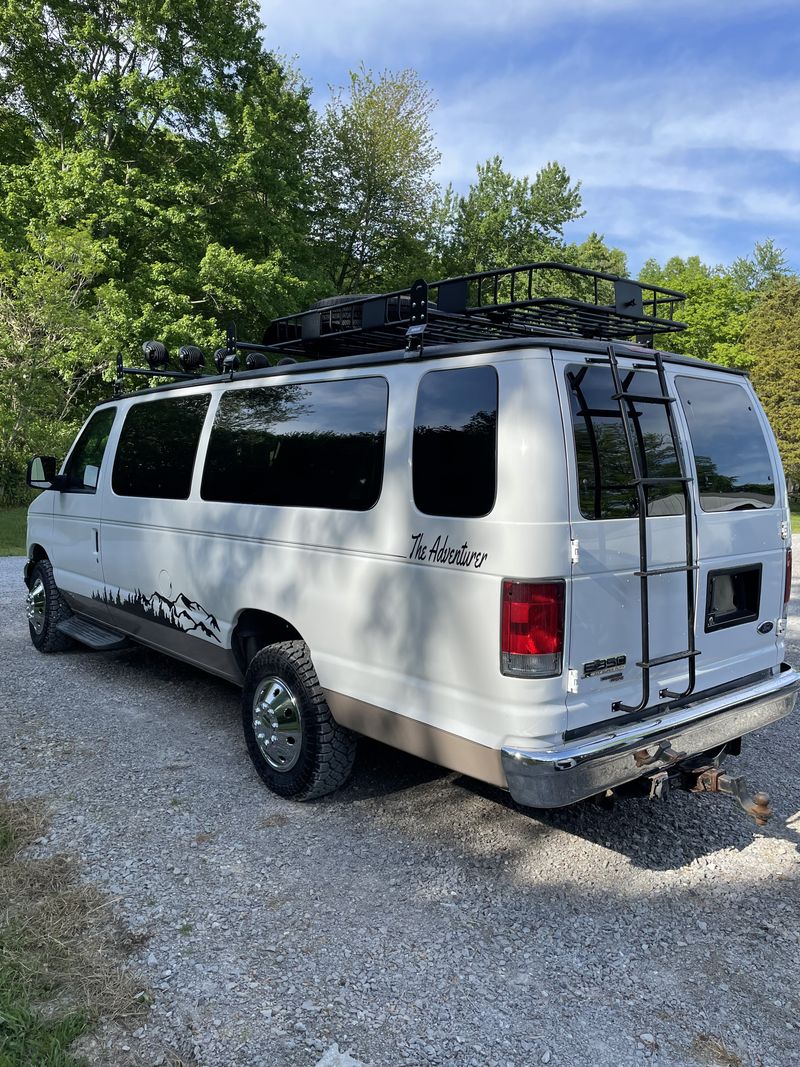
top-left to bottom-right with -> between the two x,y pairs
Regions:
260,0 -> 800,276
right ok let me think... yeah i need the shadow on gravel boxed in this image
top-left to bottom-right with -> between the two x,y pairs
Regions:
336,737 -> 450,799
50,630 -> 800,874
454,772 -> 800,871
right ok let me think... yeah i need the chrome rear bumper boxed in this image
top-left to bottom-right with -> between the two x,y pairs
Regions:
502,664 -> 800,809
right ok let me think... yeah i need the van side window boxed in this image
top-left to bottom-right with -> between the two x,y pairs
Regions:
567,366 -> 685,520
676,377 -> 775,511
413,366 -> 498,518
62,407 -> 116,492
201,377 -> 388,510
112,395 -> 210,500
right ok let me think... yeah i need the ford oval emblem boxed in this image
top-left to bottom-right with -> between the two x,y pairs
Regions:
757,621 -> 774,634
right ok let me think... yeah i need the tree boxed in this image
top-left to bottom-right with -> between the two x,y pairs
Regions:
639,243 -> 793,369
729,238 -> 790,293
0,0 -> 316,499
563,232 -> 627,278
431,156 -> 584,278
313,67 -> 440,294
747,276 -> 800,486
638,255 -> 755,368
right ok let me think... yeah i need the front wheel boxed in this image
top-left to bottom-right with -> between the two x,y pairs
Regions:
26,559 -> 74,653
241,641 -> 357,800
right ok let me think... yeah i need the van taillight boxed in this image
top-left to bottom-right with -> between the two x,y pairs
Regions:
501,580 -> 565,677
784,547 -> 792,607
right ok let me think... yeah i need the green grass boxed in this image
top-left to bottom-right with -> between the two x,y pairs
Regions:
0,795 -> 146,1067
0,797 -> 89,1067
0,507 -> 26,556
791,507 -> 800,536
0,963 -> 89,1067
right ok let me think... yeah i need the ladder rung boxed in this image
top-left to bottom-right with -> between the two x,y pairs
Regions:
637,650 -> 701,669
613,392 -> 675,404
634,565 -> 699,577
635,476 -> 692,486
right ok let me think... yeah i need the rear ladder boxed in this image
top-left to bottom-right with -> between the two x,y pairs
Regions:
600,344 -> 699,713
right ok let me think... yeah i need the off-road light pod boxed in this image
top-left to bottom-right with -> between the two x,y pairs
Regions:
501,579 -> 565,677
142,340 -> 168,370
178,345 -> 205,371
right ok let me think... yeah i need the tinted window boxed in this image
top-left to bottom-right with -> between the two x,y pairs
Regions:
201,377 -> 388,510
676,377 -> 774,511
63,407 -> 116,492
567,366 -> 685,519
113,395 -> 210,499
413,366 -> 498,517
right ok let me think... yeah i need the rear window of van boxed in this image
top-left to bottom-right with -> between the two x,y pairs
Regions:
566,365 -> 685,520
676,377 -> 775,511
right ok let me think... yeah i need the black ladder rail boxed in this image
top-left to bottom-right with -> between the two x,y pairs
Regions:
652,347 -> 698,702
603,344 -> 699,713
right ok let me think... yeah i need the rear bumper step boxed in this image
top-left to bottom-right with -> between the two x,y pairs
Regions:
501,663 -> 800,809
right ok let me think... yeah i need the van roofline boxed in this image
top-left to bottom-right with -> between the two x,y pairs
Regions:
109,335 -> 747,402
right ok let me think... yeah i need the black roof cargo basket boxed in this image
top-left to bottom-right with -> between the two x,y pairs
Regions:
113,262 -> 688,397
263,262 -> 687,359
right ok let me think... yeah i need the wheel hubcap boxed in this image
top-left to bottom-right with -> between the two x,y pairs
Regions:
252,676 -> 303,771
26,578 -> 46,635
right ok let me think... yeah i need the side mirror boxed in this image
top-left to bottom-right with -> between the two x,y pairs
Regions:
26,455 -> 59,490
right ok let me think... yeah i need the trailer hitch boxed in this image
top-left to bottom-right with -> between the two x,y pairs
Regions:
684,766 -> 772,827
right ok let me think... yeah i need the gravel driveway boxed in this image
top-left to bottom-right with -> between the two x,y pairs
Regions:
1,554 -> 799,1067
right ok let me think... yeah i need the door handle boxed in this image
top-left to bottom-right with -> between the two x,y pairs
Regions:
94,529 -> 99,554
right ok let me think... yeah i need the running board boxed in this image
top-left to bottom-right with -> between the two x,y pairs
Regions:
56,615 -> 130,650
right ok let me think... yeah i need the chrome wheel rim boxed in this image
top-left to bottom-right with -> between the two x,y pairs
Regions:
26,578 -> 46,635
252,676 -> 303,772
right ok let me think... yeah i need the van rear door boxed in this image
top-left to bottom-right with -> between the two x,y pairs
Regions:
555,351 -> 785,737
672,370 -> 785,692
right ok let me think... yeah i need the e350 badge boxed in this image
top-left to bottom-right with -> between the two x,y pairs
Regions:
583,655 -> 626,678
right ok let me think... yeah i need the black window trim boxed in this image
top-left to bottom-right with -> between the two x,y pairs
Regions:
199,373 -> 390,513
60,405 -> 118,495
111,391 -> 212,501
411,363 -> 500,520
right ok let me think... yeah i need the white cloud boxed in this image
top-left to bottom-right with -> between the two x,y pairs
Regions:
259,0 -> 800,269
260,0 -> 797,63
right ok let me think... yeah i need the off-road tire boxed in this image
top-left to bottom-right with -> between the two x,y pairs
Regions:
242,641 -> 357,800
27,559 -> 75,653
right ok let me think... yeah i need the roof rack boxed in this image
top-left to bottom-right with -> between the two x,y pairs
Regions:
262,261 -> 687,359
113,263 -> 688,397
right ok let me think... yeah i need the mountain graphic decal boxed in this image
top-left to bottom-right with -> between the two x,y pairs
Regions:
92,587 -> 221,643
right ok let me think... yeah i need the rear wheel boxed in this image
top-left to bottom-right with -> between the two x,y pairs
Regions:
26,559 -> 74,653
241,641 -> 357,800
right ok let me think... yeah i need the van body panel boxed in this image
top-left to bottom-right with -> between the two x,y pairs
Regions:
25,335 -> 796,803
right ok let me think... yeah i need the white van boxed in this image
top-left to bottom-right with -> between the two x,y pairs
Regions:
23,263 -> 798,822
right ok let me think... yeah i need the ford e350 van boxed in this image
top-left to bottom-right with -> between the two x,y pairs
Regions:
23,263 -> 799,822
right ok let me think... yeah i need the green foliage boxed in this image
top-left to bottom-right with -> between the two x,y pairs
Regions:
0,508 -> 28,555
640,243 -> 792,370
0,0 -> 316,497
747,276 -> 800,485
639,254 -> 754,368
313,66 -> 440,293
0,959 -> 89,1067
431,156 -> 584,277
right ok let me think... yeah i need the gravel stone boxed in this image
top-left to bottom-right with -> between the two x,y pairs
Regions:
2,554 -> 800,1066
